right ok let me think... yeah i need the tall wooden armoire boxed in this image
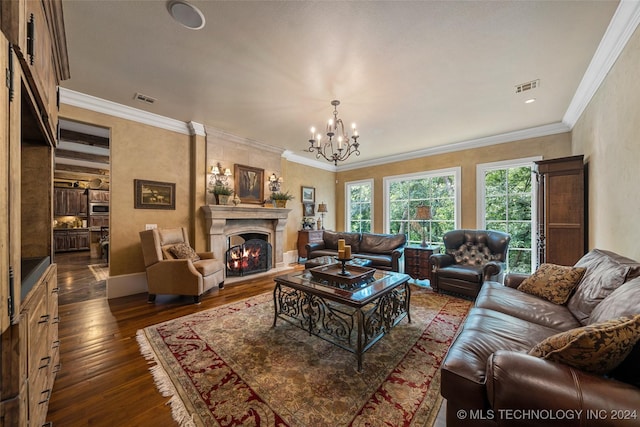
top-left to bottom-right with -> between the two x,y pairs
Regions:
534,155 -> 586,267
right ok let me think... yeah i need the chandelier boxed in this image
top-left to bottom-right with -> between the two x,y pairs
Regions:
305,100 -> 360,165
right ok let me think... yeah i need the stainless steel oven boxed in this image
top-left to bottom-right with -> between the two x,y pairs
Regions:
89,203 -> 109,215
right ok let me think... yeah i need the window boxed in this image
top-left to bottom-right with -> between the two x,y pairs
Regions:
477,157 -> 540,274
346,180 -> 372,232
384,168 -> 460,245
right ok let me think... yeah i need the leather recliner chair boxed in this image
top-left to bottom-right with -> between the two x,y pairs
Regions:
139,227 -> 225,303
429,229 -> 510,298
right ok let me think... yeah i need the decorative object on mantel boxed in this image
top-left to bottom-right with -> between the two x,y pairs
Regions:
416,205 -> 432,247
234,164 -> 264,204
305,99 -> 361,165
268,173 -> 283,193
317,202 -> 328,230
209,184 -> 233,205
134,179 -> 176,210
209,162 -> 232,187
232,194 -> 241,206
270,191 -> 294,208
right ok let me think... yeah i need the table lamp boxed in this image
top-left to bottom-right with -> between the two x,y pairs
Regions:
317,202 -> 328,230
416,205 -> 432,247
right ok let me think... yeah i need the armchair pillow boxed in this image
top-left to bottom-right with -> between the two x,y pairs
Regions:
517,263 -> 586,304
168,242 -> 201,261
528,314 -> 640,375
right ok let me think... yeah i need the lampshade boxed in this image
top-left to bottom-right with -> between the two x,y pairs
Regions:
318,203 -> 328,213
416,205 -> 432,220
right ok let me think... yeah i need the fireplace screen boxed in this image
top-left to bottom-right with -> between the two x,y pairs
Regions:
226,238 -> 272,277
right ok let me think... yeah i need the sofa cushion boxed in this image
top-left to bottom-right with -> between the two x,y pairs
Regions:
168,243 -> 201,261
476,282 -> 582,331
355,253 -> 392,268
359,233 -> 405,254
193,258 -> 224,276
437,264 -> 483,283
322,230 -> 360,253
568,249 -> 640,324
517,263 -> 586,305
529,315 -> 640,375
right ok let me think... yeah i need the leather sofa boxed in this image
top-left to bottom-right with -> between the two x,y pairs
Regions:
430,229 -> 510,298
305,230 -> 406,272
441,249 -> 640,426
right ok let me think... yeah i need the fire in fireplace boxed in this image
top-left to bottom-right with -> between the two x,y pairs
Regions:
226,236 -> 272,277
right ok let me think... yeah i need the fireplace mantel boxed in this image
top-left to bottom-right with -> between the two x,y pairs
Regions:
201,205 -> 291,275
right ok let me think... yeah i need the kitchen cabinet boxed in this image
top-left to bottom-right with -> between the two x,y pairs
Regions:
88,189 -> 109,203
297,230 -> 324,261
54,187 -> 87,217
534,155 -> 586,267
54,229 -> 90,252
89,216 -> 109,230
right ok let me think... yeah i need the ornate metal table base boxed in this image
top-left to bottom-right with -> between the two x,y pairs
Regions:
273,273 -> 411,372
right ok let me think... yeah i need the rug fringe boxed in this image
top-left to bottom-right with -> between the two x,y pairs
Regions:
136,329 -> 197,427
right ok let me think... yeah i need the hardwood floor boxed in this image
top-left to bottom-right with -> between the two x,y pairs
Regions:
47,255 -> 301,426
47,255 -> 446,426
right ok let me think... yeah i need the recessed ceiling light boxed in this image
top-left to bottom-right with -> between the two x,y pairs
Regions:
167,0 -> 205,30
525,98 -> 536,104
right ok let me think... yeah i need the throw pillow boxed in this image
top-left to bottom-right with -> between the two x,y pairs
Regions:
168,243 -> 201,261
517,263 -> 586,304
528,315 -> 640,375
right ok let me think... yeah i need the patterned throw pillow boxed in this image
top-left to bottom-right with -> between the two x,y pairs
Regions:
517,263 -> 586,304
529,315 -> 640,375
168,243 -> 201,261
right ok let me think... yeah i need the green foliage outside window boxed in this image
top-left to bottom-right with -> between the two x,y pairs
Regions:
347,182 -> 371,233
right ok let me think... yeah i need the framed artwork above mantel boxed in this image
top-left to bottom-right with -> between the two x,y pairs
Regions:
234,164 -> 264,204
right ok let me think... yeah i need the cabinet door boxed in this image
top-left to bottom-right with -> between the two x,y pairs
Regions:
53,231 -> 68,252
0,34 -> 10,333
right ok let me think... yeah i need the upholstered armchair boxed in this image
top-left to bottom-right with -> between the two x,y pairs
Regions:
429,229 -> 510,298
139,227 -> 225,303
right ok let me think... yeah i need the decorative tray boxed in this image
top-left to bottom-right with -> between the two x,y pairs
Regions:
308,264 -> 376,285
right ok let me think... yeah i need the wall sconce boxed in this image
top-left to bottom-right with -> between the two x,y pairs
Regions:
209,162 -> 232,187
268,173 -> 283,192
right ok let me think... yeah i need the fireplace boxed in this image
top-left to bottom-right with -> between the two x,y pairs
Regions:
226,234 -> 272,276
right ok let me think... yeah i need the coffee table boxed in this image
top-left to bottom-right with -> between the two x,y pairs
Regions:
273,267 -> 411,371
304,255 -> 373,269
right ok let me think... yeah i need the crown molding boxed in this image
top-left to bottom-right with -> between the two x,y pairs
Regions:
204,126 -> 286,156
188,121 -> 206,136
563,0 -> 640,128
59,88 -> 193,135
283,150 -> 337,172
335,122 -> 570,171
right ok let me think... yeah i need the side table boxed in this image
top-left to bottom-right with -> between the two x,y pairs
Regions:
404,245 -> 440,281
297,229 -> 324,261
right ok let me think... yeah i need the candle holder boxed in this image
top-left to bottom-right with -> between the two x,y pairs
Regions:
335,257 -> 353,276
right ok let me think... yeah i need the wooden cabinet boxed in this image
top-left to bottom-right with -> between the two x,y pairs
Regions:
297,230 -> 324,261
404,245 -> 440,281
54,187 -> 87,216
88,189 -> 109,203
54,229 -> 90,252
89,215 -> 109,229
0,33 -> 12,334
535,155 -> 586,267
1,264 -> 58,427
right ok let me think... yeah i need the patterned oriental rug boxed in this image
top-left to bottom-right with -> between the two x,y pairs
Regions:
137,285 -> 472,427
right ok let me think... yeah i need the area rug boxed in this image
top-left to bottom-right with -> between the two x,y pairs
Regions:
137,285 -> 472,427
88,263 -> 108,281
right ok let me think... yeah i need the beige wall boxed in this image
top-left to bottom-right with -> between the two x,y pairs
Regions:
572,26 -> 640,261
59,104 -> 198,276
336,134 -> 572,233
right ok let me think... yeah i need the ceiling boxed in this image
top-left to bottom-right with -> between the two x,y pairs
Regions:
59,0 -> 622,168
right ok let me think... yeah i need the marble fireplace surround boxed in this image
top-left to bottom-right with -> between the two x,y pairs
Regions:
201,206 -> 291,278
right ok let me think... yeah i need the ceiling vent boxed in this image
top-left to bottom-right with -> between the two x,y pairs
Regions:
134,92 -> 157,105
515,79 -> 540,94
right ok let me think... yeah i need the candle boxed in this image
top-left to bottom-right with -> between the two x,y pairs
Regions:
338,239 -> 345,251
344,245 -> 351,259
338,249 -> 345,259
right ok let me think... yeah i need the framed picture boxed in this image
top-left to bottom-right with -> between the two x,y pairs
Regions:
303,202 -> 315,216
301,186 -> 315,203
134,179 -> 176,210
234,164 -> 264,204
